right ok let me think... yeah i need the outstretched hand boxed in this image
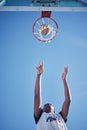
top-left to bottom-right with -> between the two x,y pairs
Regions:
36,62 -> 44,75
62,67 -> 68,80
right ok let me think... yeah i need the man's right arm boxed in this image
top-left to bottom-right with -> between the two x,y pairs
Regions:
34,62 -> 44,118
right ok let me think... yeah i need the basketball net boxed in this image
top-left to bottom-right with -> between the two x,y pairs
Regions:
32,11 -> 58,43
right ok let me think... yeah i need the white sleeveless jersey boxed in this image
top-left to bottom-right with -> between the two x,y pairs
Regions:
36,112 -> 68,130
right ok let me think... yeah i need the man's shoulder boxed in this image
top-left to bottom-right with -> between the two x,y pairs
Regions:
34,109 -> 43,124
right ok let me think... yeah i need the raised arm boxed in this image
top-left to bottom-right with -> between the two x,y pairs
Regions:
34,62 -> 44,118
61,67 -> 72,121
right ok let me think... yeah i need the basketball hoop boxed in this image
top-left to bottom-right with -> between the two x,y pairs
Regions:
32,11 -> 58,43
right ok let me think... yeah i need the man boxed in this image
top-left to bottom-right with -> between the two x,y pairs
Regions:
34,62 -> 71,130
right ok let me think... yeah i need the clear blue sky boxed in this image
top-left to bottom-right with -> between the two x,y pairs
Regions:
0,11 -> 87,130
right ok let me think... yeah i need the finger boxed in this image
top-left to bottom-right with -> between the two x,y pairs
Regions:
64,67 -> 68,74
39,61 -> 43,66
42,61 -> 44,66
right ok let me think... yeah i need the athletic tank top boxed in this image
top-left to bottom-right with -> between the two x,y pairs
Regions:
36,112 -> 68,130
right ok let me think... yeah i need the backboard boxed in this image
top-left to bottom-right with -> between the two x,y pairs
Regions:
0,0 -> 87,11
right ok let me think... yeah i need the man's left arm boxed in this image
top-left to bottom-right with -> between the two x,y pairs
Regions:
61,67 -> 72,121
